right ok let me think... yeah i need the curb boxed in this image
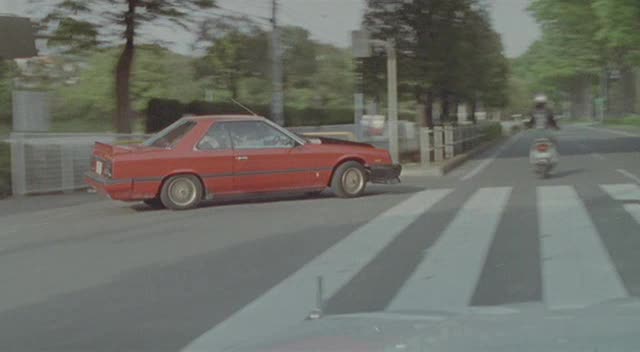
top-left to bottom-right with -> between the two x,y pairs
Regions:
402,137 -> 507,177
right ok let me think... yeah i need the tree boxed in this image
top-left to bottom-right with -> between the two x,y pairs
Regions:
52,46 -> 202,130
195,16 -> 268,100
363,0 -> 508,125
521,0 -> 640,117
35,0 -> 216,132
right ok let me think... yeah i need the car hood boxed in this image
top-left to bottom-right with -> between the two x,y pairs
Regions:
309,136 -> 375,149
228,299 -> 640,352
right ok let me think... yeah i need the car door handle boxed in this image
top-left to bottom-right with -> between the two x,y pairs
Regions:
235,156 -> 249,161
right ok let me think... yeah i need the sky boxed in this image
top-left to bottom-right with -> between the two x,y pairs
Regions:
1,0 -> 540,58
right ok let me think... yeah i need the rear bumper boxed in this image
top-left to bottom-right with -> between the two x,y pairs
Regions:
368,164 -> 402,184
84,172 -> 133,200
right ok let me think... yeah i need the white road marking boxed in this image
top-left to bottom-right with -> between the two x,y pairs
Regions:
460,134 -> 521,181
600,184 -> 640,225
386,187 -> 511,312
538,186 -> 628,310
183,189 -> 452,352
591,153 -> 605,160
617,169 -> 640,184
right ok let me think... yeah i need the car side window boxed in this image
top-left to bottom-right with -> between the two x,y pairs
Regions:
197,123 -> 232,150
227,121 -> 296,149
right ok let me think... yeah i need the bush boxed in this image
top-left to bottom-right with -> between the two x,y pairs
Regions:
146,99 -> 355,133
146,98 -> 185,133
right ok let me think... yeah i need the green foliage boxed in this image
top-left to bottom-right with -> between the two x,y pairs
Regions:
592,0 -> 640,64
514,0 -> 640,117
604,114 -> 640,127
52,45 -> 203,130
362,0 -> 509,113
195,18 -> 354,112
0,60 -> 15,127
35,0 -> 216,132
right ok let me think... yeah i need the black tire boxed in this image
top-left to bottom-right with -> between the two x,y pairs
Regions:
143,198 -> 165,209
331,161 -> 367,198
160,174 -> 203,210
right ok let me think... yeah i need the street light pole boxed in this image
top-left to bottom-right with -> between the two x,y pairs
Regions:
371,39 -> 398,163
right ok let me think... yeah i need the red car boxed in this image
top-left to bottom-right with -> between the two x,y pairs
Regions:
85,115 -> 401,210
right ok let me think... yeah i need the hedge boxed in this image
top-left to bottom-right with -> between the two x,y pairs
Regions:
146,99 -> 355,133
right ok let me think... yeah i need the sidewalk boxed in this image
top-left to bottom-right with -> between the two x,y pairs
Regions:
0,191 -> 102,217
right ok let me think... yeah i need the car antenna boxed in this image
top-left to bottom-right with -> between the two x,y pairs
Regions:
230,98 -> 258,116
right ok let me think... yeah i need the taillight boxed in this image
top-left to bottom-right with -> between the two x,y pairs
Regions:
536,144 -> 549,152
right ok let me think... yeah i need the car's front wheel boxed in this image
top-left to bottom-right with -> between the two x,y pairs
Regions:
160,174 -> 203,210
331,161 -> 367,198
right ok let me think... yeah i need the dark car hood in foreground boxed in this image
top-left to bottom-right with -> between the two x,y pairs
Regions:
229,299 -> 640,352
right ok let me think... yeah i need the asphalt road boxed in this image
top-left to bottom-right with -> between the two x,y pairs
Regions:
0,124 -> 639,351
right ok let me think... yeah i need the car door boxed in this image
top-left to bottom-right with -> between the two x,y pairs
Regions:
191,122 -> 234,195
224,121 -> 314,193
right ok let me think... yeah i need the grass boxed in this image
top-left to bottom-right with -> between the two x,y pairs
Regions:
604,115 -> 640,128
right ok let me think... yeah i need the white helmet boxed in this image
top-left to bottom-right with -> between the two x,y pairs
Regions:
534,94 -> 548,104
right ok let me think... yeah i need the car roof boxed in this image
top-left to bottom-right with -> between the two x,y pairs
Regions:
185,114 -> 267,122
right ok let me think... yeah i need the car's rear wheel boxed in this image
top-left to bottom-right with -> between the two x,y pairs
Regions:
143,198 -> 165,209
160,174 -> 203,210
331,161 -> 367,198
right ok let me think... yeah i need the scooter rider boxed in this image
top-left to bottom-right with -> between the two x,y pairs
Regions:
527,94 -> 559,131
527,94 -> 559,167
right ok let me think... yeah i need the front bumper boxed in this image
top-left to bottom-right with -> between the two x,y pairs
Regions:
368,164 -> 402,184
84,171 -> 133,200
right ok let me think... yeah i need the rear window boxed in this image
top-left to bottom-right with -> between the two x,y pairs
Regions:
143,120 -> 197,148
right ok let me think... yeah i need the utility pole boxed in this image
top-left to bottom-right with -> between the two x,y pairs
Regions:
385,40 -> 399,164
271,0 -> 285,125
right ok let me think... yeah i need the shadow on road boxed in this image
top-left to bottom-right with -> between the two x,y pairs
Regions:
131,185 -> 426,212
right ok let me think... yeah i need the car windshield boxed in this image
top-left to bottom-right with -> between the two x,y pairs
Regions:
2,0 -> 640,351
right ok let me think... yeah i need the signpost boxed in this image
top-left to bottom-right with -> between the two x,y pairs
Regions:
351,30 -> 399,163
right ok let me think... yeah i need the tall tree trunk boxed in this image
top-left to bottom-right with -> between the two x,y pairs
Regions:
469,99 -> 477,124
441,90 -> 450,123
114,1 -> 135,133
621,65 -> 636,115
424,90 -> 434,128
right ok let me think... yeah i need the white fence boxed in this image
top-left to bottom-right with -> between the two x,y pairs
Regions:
7,133 -> 149,195
417,122 -> 499,165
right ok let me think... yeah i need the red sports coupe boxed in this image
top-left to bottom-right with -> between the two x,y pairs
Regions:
85,115 -> 401,210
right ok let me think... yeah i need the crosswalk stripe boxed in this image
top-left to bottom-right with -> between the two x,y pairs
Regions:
600,183 -> 640,225
538,186 -> 628,309
387,187 -> 511,312
183,189 -> 452,352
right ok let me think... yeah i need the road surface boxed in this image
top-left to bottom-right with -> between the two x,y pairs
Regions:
0,124 -> 639,351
